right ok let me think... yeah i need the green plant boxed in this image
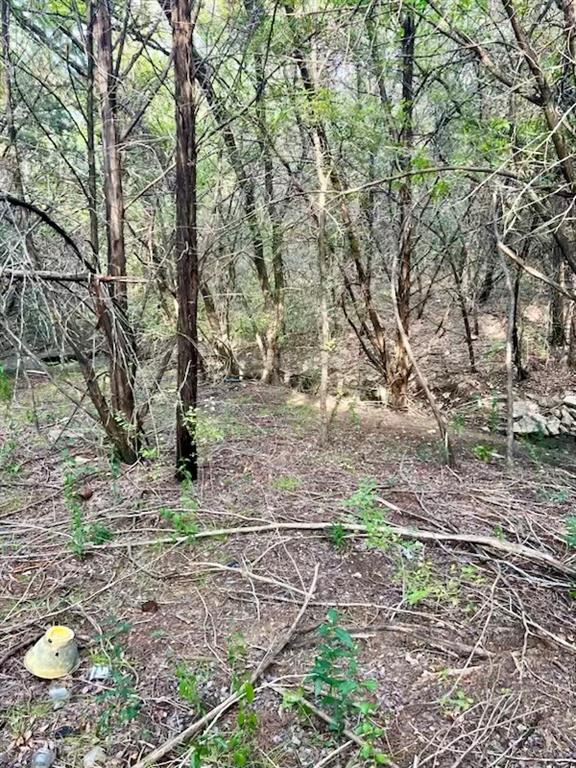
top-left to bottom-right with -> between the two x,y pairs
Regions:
301,609 -> 389,763
94,621 -> 142,735
345,480 -> 397,551
399,560 -> 460,606
227,632 -> 248,671
0,439 -> 20,474
307,609 -> 373,730
139,445 -> 160,461
189,681 -> 259,768
64,459 -> 112,556
440,688 -> 474,717
328,523 -> 347,550
0,364 -> 12,402
538,487 -> 570,504
175,663 -> 206,712
565,516 -> 576,548
450,412 -> 466,434
272,475 -> 301,492
472,443 -> 495,462
160,506 -> 198,541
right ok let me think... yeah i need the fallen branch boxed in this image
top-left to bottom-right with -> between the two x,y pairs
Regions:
132,564 -> 320,767
0,268 -> 146,283
89,520 -> 576,580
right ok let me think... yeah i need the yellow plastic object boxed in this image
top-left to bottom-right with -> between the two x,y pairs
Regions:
24,626 -> 79,679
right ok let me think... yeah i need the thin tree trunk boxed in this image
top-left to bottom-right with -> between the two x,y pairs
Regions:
450,257 -> 476,372
391,250 -> 454,466
549,243 -> 566,348
500,255 -> 516,467
316,143 -> 330,446
511,265 -> 528,380
568,287 -> 576,369
172,0 -> 199,481
389,9 -> 415,410
94,0 -> 137,433
1,0 -> 39,270
86,1 -> 100,263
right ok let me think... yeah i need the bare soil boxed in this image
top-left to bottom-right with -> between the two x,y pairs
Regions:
1,378 -> 576,767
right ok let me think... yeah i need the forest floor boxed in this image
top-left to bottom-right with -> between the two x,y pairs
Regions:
1,376 -> 576,768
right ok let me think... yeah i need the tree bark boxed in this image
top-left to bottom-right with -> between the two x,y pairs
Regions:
172,0 -> 199,481
549,242 -> 566,348
94,0 -> 137,434
86,1 -> 100,264
389,10 -> 415,410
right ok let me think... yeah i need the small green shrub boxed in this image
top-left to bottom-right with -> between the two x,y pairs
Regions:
472,443 -> 496,462
0,365 -> 13,402
272,475 -> 301,492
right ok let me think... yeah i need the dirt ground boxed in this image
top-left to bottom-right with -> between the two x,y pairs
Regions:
1,377 -> 576,767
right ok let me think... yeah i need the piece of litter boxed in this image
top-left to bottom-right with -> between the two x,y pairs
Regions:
82,746 -> 106,768
88,664 -> 111,682
48,683 -> 71,710
31,748 -> 55,768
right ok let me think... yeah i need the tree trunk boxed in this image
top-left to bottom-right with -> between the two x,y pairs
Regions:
1,0 -> 40,275
172,0 -> 199,481
94,0 -> 137,432
201,280 -> 239,376
549,243 -> 566,348
389,10 -> 415,410
450,256 -> 476,372
95,0 -> 139,440
86,1 -> 100,264
512,265 -> 528,380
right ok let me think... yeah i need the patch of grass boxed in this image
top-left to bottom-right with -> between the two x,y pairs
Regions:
272,475 -> 302,492
565,516 -> 576,548
328,522 -> 347,550
538,487 -> 570,504
0,364 -> 12,402
63,459 -> 112,556
4,701 -> 52,740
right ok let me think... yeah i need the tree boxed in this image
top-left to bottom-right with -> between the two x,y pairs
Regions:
171,0 -> 199,480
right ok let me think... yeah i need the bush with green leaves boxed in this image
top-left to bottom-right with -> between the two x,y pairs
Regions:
300,609 -> 389,763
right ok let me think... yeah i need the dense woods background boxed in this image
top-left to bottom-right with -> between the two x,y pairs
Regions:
2,0 -> 576,470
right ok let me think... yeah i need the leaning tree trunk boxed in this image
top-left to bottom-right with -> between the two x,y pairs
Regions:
172,0 -> 199,481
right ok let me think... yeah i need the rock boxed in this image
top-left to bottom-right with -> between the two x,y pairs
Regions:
513,400 -> 540,419
532,413 -> 550,435
31,749 -> 56,768
563,393 -> 576,408
82,747 -> 106,768
561,407 -> 575,426
546,416 -> 561,436
513,416 -> 539,435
